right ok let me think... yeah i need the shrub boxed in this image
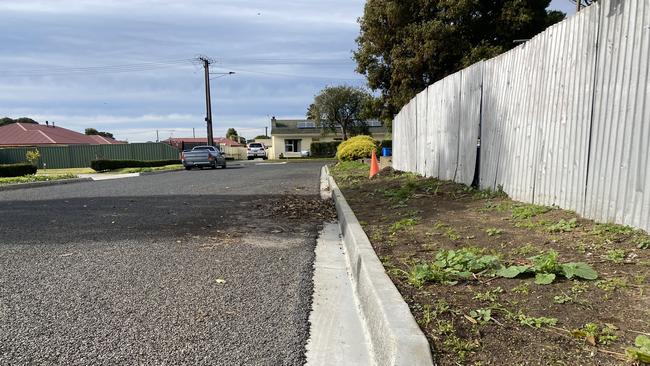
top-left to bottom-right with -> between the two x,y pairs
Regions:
0,163 -> 37,177
336,135 -> 378,161
380,139 -> 392,149
310,141 -> 342,158
91,159 -> 180,172
25,149 -> 40,166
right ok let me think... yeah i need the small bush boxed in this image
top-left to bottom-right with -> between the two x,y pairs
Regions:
336,135 -> 378,161
91,159 -> 181,172
0,163 -> 37,177
310,141 -> 341,158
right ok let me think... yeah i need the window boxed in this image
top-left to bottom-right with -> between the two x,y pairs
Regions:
285,139 -> 301,152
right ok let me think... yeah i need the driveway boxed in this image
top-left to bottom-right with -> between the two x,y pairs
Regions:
0,162 -> 334,365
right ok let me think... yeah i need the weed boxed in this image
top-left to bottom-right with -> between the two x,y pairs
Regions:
497,250 -> 598,285
626,335 -> 650,363
406,248 -> 501,287
595,278 -> 628,292
380,180 -> 418,202
516,312 -> 558,328
511,282 -> 530,295
390,217 -> 419,234
553,293 -> 573,304
572,323 -> 619,346
422,304 -> 434,327
443,334 -> 479,362
473,287 -> 503,303
468,308 -> 493,325
592,223 -> 635,237
636,236 -> 650,250
604,249 -> 626,263
486,228 -> 504,237
445,228 -> 461,241
512,243 -> 539,256
511,204 -> 551,220
436,319 -> 455,335
479,201 -> 512,213
547,218 -> 579,233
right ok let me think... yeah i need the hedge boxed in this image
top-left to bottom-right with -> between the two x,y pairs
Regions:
310,141 -> 342,158
0,163 -> 37,177
91,159 -> 181,172
336,135 -> 379,161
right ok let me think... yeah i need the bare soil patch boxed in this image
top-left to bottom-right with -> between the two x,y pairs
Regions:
331,162 -> 650,365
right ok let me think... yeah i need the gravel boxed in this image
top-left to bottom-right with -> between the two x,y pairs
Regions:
0,162 -> 332,365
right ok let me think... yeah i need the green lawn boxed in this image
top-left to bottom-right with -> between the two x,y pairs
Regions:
0,174 -> 78,185
37,168 -> 95,176
109,164 -> 183,174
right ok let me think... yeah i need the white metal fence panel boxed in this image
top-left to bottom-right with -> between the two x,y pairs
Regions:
533,5 -> 600,212
404,100 -> 418,173
392,109 -> 404,171
416,89 -> 429,176
436,73 -> 462,181
456,62 -> 483,185
585,0 -> 650,231
426,82 -> 442,178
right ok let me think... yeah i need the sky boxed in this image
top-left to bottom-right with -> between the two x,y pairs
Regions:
0,0 -> 576,142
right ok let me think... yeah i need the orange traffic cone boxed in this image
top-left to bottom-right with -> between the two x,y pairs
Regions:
369,150 -> 380,179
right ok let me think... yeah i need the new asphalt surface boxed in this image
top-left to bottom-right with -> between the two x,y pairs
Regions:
0,162 -> 334,366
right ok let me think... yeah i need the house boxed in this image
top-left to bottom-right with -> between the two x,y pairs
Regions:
268,117 -> 390,159
0,122 -> 124,147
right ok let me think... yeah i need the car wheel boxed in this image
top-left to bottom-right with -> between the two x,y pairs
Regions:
185,166 -> 192,170
221,162 -> 227,169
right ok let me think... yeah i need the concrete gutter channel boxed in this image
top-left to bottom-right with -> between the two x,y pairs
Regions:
308,166 -> 434,366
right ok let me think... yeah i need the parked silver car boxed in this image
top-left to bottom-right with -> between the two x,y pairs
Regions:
247,143 -> 268,160
182,145 -> 227,170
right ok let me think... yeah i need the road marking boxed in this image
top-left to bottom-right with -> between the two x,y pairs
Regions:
256,162 -> 288,166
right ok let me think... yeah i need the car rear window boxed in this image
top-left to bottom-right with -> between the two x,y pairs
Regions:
249,143 -> 263,148
193,146 -> 213,151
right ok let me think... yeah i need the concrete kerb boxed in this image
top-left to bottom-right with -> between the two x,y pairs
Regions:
0,178 -> 93,192
321,165 -> 434,366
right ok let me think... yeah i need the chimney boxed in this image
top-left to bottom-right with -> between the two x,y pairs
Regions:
45,120 -> 49,127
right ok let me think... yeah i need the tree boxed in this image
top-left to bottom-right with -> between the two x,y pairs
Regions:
85,128 -> 114,139
0,117 -> 38,127
308,85 -> 378,140
354,0 -> 566,116
254,135 -> 270,139
226,128 -> 238,141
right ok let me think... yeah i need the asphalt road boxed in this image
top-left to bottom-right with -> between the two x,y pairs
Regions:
0,162 -> 334,366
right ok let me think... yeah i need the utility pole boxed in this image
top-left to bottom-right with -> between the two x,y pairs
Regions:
199,56 -> 214,147
193,128 -> 196,138
265,126 -> 268,137
156,130 -> 159,142
576,0 -> 582,12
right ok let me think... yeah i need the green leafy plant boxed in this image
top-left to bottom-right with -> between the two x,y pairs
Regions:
496,250 -> 598,285
626,335 -> 650,363
595,278 -> 627,292
516,313 -> 558,328
486,228 -> 503,237
636,236 -> 650,250
473,287 -> 503,302
511,204 -> 551,220
444,228 -> 461,241
511,282 -> 530,295
406,248 -> 501,287
571,323 -> 619,346
547,218 -> 578,233
604,249 -> 626,263
390,217 -> 419,234
468,308 -> 493,325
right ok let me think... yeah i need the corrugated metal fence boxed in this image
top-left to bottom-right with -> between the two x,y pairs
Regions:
0,143 -> 180,169
393,0 -> 650,232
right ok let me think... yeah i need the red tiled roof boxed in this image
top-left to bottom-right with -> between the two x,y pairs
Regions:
164,137 -> 245,148
0,123 -> 124,146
